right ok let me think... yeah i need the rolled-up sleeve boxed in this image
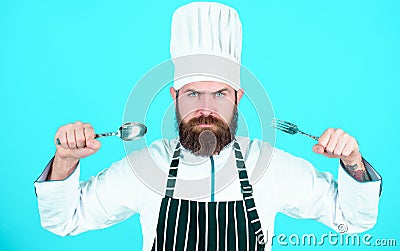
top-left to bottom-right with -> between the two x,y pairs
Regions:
336,158 -> 382,232
34,157 -> 141,236
276,150 -> 382,234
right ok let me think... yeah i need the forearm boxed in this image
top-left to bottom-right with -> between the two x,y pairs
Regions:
47,154 -> 79,181
341,154 -> 370,182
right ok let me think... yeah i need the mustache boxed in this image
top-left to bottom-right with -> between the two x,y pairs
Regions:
185,115 -> 228,128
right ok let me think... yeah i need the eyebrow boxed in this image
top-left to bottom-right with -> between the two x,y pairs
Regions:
183,88 -> 230,93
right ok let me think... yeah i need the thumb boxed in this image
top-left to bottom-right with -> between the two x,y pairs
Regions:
87,139 -> 101,151
312,144 -> 325,154
80,140 -> 101,157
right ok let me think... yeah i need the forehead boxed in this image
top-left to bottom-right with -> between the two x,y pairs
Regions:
179,81 -> 234,92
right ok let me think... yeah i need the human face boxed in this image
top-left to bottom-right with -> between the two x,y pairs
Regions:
170,82 -> 244,156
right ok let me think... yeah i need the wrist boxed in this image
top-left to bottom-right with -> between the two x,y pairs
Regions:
48,154 -> 79,180
341,153 -> 370,182
341,152 -> 362,167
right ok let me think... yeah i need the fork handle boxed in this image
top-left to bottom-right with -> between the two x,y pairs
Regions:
309,135 -> 319,141
299,131 -> 319,141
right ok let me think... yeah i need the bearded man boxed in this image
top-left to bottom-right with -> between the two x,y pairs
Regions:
34,2 -> 381,251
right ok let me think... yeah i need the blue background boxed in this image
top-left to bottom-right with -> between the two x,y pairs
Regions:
1,0 -> 399,250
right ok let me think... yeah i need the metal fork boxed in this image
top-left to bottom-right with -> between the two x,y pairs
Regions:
271,118 -> 319,141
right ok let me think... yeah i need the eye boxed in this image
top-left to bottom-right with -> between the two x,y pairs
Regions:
189,91 -> 199,97
215,91 -> 225,98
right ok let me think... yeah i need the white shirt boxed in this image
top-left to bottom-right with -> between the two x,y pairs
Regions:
34,137 -> 381,251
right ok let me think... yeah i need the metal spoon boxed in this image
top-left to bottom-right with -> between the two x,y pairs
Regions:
56,122 -> 147,145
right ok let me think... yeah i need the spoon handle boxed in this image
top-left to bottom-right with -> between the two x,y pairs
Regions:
94,132 -> 117,139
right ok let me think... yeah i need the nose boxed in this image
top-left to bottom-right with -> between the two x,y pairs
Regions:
199,109 -> 212,117
197,94 -> 214,116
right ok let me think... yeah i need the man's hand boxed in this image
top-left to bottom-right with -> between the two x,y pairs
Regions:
48,121 -> 101,180
312,128 -> 370,182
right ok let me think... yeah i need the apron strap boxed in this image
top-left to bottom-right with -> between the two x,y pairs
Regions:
165,142 -> 181,198
234,140 -> 266,249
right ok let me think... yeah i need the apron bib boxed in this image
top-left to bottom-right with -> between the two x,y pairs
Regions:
151,140 -> 266,250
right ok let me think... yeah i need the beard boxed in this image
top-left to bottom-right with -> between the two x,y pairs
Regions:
176,106 -> 238,157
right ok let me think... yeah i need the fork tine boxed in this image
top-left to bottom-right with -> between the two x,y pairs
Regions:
272,118 -> 289,126
271,119 -> 286,127
273,118 -> 288,125
271,120 -> 291,129
272,126 -> 290,133
273,118 -> 297,128
270,122 -> 292,133
271,123 -> 290,130
273,126 -> 293,134
273,120 -> 290,127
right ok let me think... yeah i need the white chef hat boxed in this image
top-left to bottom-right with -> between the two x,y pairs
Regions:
170,2 -> 242,90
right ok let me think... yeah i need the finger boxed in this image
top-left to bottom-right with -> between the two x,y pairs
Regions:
333,132 -> 349,156
84,124 -> 96,148
318,128 -> 334,148
312,144 -> 325,154
55,125 -> 66,147
67,125 -> 77,149
75,124 -> 86,148
56,130 -> 69,149
81,139 -> 101,154
342,137 -> 357,157
325,129 -> 343,154
91,139 -> 101,151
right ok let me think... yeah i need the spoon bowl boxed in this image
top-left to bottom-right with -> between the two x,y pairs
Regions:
117,122 -> 147,141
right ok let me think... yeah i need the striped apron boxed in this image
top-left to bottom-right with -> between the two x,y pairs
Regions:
152,140 -> 266,250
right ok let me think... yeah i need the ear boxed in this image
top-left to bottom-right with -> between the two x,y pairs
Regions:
236,88 -> 244,104
170,87 -> 177,106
